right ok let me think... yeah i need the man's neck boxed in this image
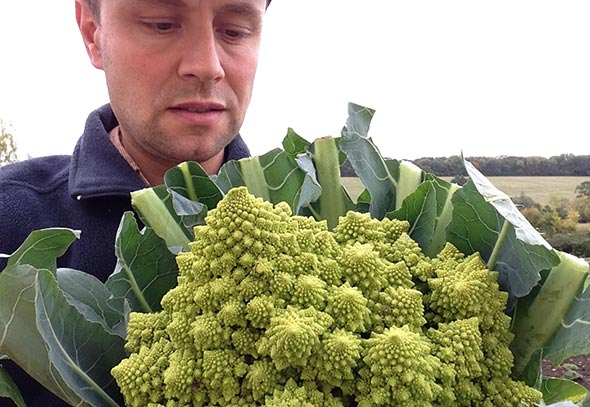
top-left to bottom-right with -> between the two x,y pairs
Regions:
109,125 -> 224,186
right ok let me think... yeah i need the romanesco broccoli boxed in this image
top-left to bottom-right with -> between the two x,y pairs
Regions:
112,186 -> 542,406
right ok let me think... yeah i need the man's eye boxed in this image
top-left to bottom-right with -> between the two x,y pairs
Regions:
154,22 -> 174,31
146,22 -> 177,32
224,29 -> 242,38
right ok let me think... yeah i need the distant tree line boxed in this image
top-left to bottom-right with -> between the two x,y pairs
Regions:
412,154 -> 590,176
341,154 -> 590,177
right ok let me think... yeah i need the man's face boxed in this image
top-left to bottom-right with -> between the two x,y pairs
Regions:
83,0 -> 265,168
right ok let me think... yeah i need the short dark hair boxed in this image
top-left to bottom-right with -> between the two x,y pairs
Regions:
85,0 -> 270,19
85,0 -> 100,18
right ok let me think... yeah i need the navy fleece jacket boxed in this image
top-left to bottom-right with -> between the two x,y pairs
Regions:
0,104 -> 250,406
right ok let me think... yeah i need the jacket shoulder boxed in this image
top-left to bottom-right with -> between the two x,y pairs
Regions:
0,155 -> 71,193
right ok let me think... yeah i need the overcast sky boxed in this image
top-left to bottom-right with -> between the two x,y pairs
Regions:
1,1 -> 589,161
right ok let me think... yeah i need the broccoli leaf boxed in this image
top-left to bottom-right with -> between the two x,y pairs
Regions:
0,264 -> 83,406
216,148 -> 311,213
2,228 -> 79,272
340,136 -> 424,220
0,365 -> 26,407
35,268 -> 124,407
106,212 -> 179,314
543,279 -> 590,365
303,136 -> 356,229
390,175 -> 460,257
0,229 -> 85,406
463,158 -> 552,249
540,377 -> 589,405
164,160 -> 224,232
282,127 -> 312,155
57,268 -> 127,338
131,185 -> 192,253
447,180 -> 558,298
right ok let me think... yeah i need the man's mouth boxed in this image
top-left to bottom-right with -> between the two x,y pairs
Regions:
168,103 -> 226,126
173,106 -> 221,113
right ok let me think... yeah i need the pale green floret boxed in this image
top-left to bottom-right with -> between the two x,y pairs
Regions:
427,317 -> 485,406
269,271 -> 296,300
217,297 -> 247,327
325,282 -> 371,333
190,312 -> 231,351
379,217 -> 410,242
316,257 -> 343,286
162,348 -> 200,403
231,327 -> 260,358
165,311 -> 193,346
333,211 -> 385,246
427,252 -> 508,330
338,242 -> 388,295
161,278 -> 198,315
243,359 -> 284,402
113,187 -> 541,407
200,349 -> 248,404
111,337 -> 173,407
311,329 -> 362,387
292,274 -> 328,308
175,251 -> 195,277
381,232 -> 431,280
125,311 -> 170,353
264,378 -> 344,407
312,230 -> 343,259
482,377 -> 542,407
261,306 -> 329,370
432,241 -> 466,265
246,294 -> 281,329
380,260 -> 414,289
359,325 -> 442,406
193,276 -> 237,312
372,286 -> 426,332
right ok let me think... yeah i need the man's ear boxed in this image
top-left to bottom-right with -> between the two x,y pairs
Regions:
75,0 -> 103,69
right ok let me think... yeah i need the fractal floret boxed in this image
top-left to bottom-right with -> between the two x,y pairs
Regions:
112,186 -> 542,406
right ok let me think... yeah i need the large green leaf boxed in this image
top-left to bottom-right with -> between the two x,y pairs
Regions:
57,268 -> 127,338
340,135 -> 424,219
447,180 -> 558,298
164,160 -> 224,232
541,377 -> 589,405
390,175 -> 460,257
0,365 -> 26,407
35,269 -> 124,407
131,185 -> 192,253
0,228 -> 85,406
0,264 -> 82,406
106,212 -> 179,314
2,228 -> 79,272
216,148 -> 310,213
463,159 -> 553,250
543,280 -> 590,364
282,127 -> 311,155
303,136 -> 356,229
340,102 -> 375,141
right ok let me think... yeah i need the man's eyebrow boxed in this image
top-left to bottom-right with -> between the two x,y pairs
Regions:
219,2 -> 264,20
133,0 -> 188,8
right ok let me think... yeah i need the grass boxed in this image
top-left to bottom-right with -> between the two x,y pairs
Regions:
342,176 -> 588,207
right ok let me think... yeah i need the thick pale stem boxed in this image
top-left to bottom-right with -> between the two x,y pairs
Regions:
510,251 -> 589,377
487,218 -> 511,271
313,137 -> 346,230
240,157 -> 271,202
131,188 -> 190,250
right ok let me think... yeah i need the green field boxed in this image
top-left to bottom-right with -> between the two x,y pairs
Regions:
342,176 -> 589,207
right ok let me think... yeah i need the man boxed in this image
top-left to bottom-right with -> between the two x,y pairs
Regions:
0,0 -> 271,405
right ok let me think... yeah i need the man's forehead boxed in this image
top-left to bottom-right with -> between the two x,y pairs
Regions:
116,0 -> 269,7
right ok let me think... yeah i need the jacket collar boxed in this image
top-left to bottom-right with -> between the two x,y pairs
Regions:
69,104 -> 250,200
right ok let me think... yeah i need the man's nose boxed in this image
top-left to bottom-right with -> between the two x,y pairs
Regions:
177,27 -> 225,84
